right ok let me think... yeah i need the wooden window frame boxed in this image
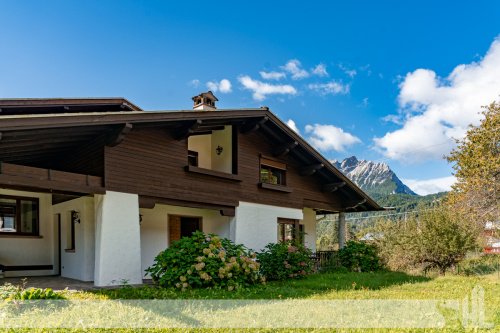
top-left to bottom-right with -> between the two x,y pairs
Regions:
65,211 -> 76,252
277,218 -> 304,244
260,157 -> 287,186
0,194 -> 39,237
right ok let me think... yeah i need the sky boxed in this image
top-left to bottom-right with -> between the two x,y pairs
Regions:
1,1 -> 499,195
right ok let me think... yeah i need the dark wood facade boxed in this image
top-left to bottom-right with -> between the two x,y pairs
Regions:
104,127 -> 345,212
0,98 -> 382,212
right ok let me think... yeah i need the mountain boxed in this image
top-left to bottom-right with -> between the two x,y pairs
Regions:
333,156 -> 417,196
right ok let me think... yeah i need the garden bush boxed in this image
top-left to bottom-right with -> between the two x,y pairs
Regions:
337,240 -> 383,272
146,231 -> 262,290
0,283 -> 65,301
257,241 -> 314,280
458,254 -> 500,276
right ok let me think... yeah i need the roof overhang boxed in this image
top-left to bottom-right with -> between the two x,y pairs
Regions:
0,107 -> 383,212
0,97 -> 142,115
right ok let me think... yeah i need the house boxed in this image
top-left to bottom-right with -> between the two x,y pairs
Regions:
484,221 -> 500,254
0,93 -> 382,286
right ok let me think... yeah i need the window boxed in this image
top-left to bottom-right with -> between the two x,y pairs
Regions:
168,215 -> 202,245
260,158 -> 286,185
278,218 -> 304,244
65,211 -> 77,251
188,150 -> 199,167
0,195 -> 39,236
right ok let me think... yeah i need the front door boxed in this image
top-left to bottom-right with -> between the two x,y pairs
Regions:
168,215 -> 202,245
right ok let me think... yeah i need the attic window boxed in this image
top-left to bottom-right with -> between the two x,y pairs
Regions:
260,158 -> 286,186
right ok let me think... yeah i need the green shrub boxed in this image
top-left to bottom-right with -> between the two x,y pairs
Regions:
1,283 -> 65,301
458,254 -> 500,276
146,231 -> 262,290
257,241 -> 314,280
337,241 -> 383,272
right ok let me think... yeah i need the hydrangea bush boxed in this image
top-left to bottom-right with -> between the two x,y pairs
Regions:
146,231 -> 263,290
257,241 -> 314,281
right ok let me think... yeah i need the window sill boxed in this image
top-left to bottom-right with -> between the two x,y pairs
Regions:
185,165 -> 242,182
258,182 -> 293,193
0,234 -> 42,239
65,249 -> 75,253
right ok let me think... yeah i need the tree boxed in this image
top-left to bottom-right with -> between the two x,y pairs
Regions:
447,101 -> 500,227
372,206 -> 479,274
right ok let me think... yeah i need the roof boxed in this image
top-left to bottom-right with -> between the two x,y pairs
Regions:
0,103 -> 383,212
0,97 -> 142,115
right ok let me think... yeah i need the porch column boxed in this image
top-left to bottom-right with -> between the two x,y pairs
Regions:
338,212 -> 346,249
94,191 -> 142,286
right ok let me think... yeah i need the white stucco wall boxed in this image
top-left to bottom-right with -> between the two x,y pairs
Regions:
188,134 -> 212,169
53,196 -> 95,281
211,126 -> 232,173
94,191 -> 142,286
139,204 -> 231,278
0,189 -> 55,277
233,202 -> 303,252
302,208 -> 317,252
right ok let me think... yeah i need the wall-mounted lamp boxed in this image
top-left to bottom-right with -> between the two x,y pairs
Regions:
71,210 -> 81,224
216,145 -> 224,155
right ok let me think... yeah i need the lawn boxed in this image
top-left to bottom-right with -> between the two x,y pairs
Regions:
1,271 -> 499,332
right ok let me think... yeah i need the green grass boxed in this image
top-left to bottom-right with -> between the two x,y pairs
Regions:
1,271 -> 499,333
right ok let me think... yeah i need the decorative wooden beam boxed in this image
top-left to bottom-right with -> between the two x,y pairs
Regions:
173,119 -> 202,140
220,208 -> 236,217
346,199 -> 367,211
240,116 -> 269,134
322,181 -> 346,192
299,163 -> 324,176
106,123 -> 133,147
272,141 -> 298,157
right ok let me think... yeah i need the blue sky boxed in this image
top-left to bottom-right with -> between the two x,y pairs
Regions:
1,1 -> 499,195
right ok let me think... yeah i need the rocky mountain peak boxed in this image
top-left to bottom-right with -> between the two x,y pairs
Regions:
333,156 -> 417,196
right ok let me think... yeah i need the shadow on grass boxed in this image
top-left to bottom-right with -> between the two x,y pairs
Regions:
91,271 -> 431,301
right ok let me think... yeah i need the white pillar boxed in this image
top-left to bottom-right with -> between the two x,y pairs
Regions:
94,191 -> 142,286
338,212 -> 346,249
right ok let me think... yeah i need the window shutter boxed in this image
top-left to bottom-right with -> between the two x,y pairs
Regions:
168,216 -> 181,245
260,158 -> 286,170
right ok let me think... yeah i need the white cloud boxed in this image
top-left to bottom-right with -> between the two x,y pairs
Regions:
403,176 -> 456,195
238,75 -> 297,101
259,71 -> 286,80
206,79 -> 232,93
375,36 -> 500,163
286,119 -> 300,134
339,64 -> 357,78
189,79 -> 200,88
312,63 -> 328,77
308,81 -> 350,95
281,59 -> 309,80
305,124 -> 361,152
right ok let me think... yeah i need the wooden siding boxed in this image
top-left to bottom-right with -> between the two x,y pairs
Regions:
104,127 -> 343,211
56,136 -> 105,176
0,162 -> 104,194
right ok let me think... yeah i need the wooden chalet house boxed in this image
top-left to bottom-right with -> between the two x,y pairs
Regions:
0,93 -> 381,286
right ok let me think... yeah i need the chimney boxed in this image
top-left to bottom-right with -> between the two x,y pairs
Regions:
192,91 -> 218,111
